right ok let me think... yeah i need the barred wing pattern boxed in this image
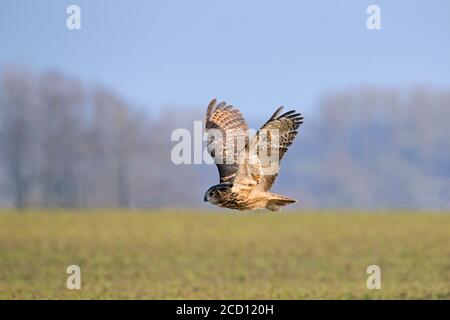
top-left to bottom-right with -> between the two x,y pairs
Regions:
233,107 -> 304,191
205,99 -> 249,183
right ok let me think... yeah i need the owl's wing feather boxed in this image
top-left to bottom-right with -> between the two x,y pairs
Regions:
205,99 -> 249,183
233,106 -> 304,191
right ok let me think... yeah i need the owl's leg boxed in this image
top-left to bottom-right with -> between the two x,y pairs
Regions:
266,202 -> 281,211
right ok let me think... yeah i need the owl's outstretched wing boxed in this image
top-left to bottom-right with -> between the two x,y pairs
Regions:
205,98 -> 249,183
232,107 -> 303,191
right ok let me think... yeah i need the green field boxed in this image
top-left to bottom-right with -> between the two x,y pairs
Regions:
0,210 -> 448,299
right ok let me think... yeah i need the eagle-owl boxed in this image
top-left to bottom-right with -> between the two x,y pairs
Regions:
203,99 -> 304,211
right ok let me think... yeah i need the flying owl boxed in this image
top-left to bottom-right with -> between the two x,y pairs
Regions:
204,98 -> 304,211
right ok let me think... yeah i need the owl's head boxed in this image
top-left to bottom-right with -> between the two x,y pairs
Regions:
204,183 -> 230,204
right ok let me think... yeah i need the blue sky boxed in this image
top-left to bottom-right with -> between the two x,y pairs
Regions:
1,0 -> 449,116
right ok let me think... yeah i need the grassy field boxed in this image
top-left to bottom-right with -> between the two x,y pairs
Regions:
0,210 -> 448,299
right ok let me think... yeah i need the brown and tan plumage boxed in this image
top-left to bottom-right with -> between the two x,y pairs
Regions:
204,98 -> 304,211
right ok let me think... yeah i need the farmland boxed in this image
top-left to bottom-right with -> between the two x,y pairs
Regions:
0,210 -> 448,299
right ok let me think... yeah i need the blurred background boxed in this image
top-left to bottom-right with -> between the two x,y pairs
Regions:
0,0 -> 449,210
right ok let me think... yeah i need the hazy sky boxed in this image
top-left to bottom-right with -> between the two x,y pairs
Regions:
1,0 -> 449,115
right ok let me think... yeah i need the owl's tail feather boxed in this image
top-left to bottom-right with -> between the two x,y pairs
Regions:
266,193 -> 297,211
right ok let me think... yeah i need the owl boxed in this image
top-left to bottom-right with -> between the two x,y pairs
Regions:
204,99 -> 304,211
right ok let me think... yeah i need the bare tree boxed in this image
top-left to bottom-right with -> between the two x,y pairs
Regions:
0,69 -> 36,208
36,71 -> 85,207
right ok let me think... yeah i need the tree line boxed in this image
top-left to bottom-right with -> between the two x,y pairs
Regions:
0,67 -> 448,209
